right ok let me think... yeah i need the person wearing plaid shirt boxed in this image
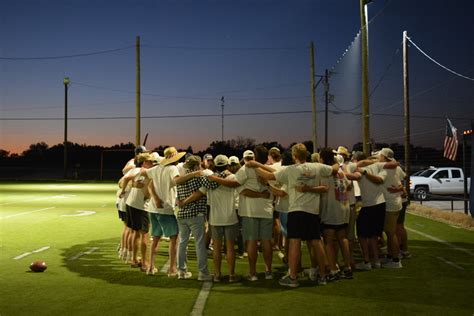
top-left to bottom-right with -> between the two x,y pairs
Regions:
176,155 -> 217,281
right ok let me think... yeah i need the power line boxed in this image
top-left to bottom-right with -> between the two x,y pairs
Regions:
0,110 -> 315,121
0,45 -> 135,61
142,44 -> 304,51
2,109 -> 472,122
407,36 -> 474,81
72,81 -> 309,101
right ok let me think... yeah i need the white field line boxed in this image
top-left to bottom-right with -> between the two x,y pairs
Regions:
69,247 -> 100,261
61,210 -> 96,217
160,259 -> 170,274
406,226 -> 474,257
436,256 -> 465,270
190,281 -> 213,316
13,246 -> 50,260
0,194 -> 75,206
0,207 -> 55,220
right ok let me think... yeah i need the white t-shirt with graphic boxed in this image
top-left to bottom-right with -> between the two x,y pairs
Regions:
274,162 -> 333,215
320,170 -> 351,225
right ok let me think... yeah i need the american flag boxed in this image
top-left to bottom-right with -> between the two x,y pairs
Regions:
443,118 -> 458,161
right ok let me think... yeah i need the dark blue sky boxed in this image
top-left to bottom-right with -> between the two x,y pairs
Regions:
1,0 -> 473,154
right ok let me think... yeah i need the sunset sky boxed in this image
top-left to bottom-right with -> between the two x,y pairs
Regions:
1,0 -> 473,154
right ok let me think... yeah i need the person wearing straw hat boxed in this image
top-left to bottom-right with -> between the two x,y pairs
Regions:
139,147 -> 199,277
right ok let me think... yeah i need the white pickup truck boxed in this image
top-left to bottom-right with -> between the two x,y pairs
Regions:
409,167 -> 471,200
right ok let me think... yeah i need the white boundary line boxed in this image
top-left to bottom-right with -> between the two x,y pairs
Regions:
0,207 -> 56,219
190,281 -> 213,316
0,195 -> 74,206
406,226 -> 474,257
435,256 -> 464,270
69,247 -> 99,261
13,246 -> 50,260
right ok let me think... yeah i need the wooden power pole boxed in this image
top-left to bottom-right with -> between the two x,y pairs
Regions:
310,41 -> 317,153
403,31 -> 411,200
136,36 -> 141,147
360,0 -> 370,155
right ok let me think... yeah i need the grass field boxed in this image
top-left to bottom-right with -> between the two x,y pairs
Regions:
1,182 -> 473,316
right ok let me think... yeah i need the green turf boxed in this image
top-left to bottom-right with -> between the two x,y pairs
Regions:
1,182 -> 473,315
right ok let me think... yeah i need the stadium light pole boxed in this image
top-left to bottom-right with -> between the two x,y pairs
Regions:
63,77 -> 70,179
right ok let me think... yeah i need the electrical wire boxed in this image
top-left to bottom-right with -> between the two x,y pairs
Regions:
72,81 -> 309,101
0,46 -> 134,61
407,37 -> 474,81
2,110 -> 472,121
142,44 -> 304,51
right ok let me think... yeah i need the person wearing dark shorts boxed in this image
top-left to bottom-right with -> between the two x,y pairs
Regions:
354,161 -> 387,270
120,153 -> 154,271
249,143 -> 337,287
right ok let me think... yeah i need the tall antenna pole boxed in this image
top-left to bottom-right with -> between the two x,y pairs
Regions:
403,30 -> 411,201
136,35 -> 141,147
310,41 -> 317,153
360,0 -> 370,155
221,96 -> 225,142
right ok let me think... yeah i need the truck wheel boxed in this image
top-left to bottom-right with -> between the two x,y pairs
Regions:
414,186 -> 429,201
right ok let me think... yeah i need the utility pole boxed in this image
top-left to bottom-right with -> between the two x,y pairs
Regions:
310,41 -> 317,153
360,0 -> 371,155
63,77 -> 70,179
136,35 -> 141,147
403,30 -> 411,201
462,129 -> 472,215
324,69 -> 329,148
221,96 -> 225,142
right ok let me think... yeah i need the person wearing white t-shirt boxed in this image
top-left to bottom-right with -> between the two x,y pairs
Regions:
319,149 -> 353,280
120,153 -> 154,271
140,147 -> 198,277
208,147 -> 274,281
179,155 -> 240,282
250,143 -> 338,288
378,148 -> 405,268
354,160 -> 387,270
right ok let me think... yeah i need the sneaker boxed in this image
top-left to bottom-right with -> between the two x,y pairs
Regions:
355,262 -> 372,271
146,267 -> 158,276
382,260 -> 403,269
243,252 -> 248,258
178,271 -> 193,280
167,271 -> 178,278
228,274 -> 238,283
308,268 -> 318,281
341,268 -> 353,279
264,271 -> 273,280
371,261 -> 381,269
213,274 -> 221,283
327,272 -> 340,282
198,272 -> 213,282
317,276 -> 327,285
246,274 -> 258,282
401,251 -> 412,259
278,275 -> 299,288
